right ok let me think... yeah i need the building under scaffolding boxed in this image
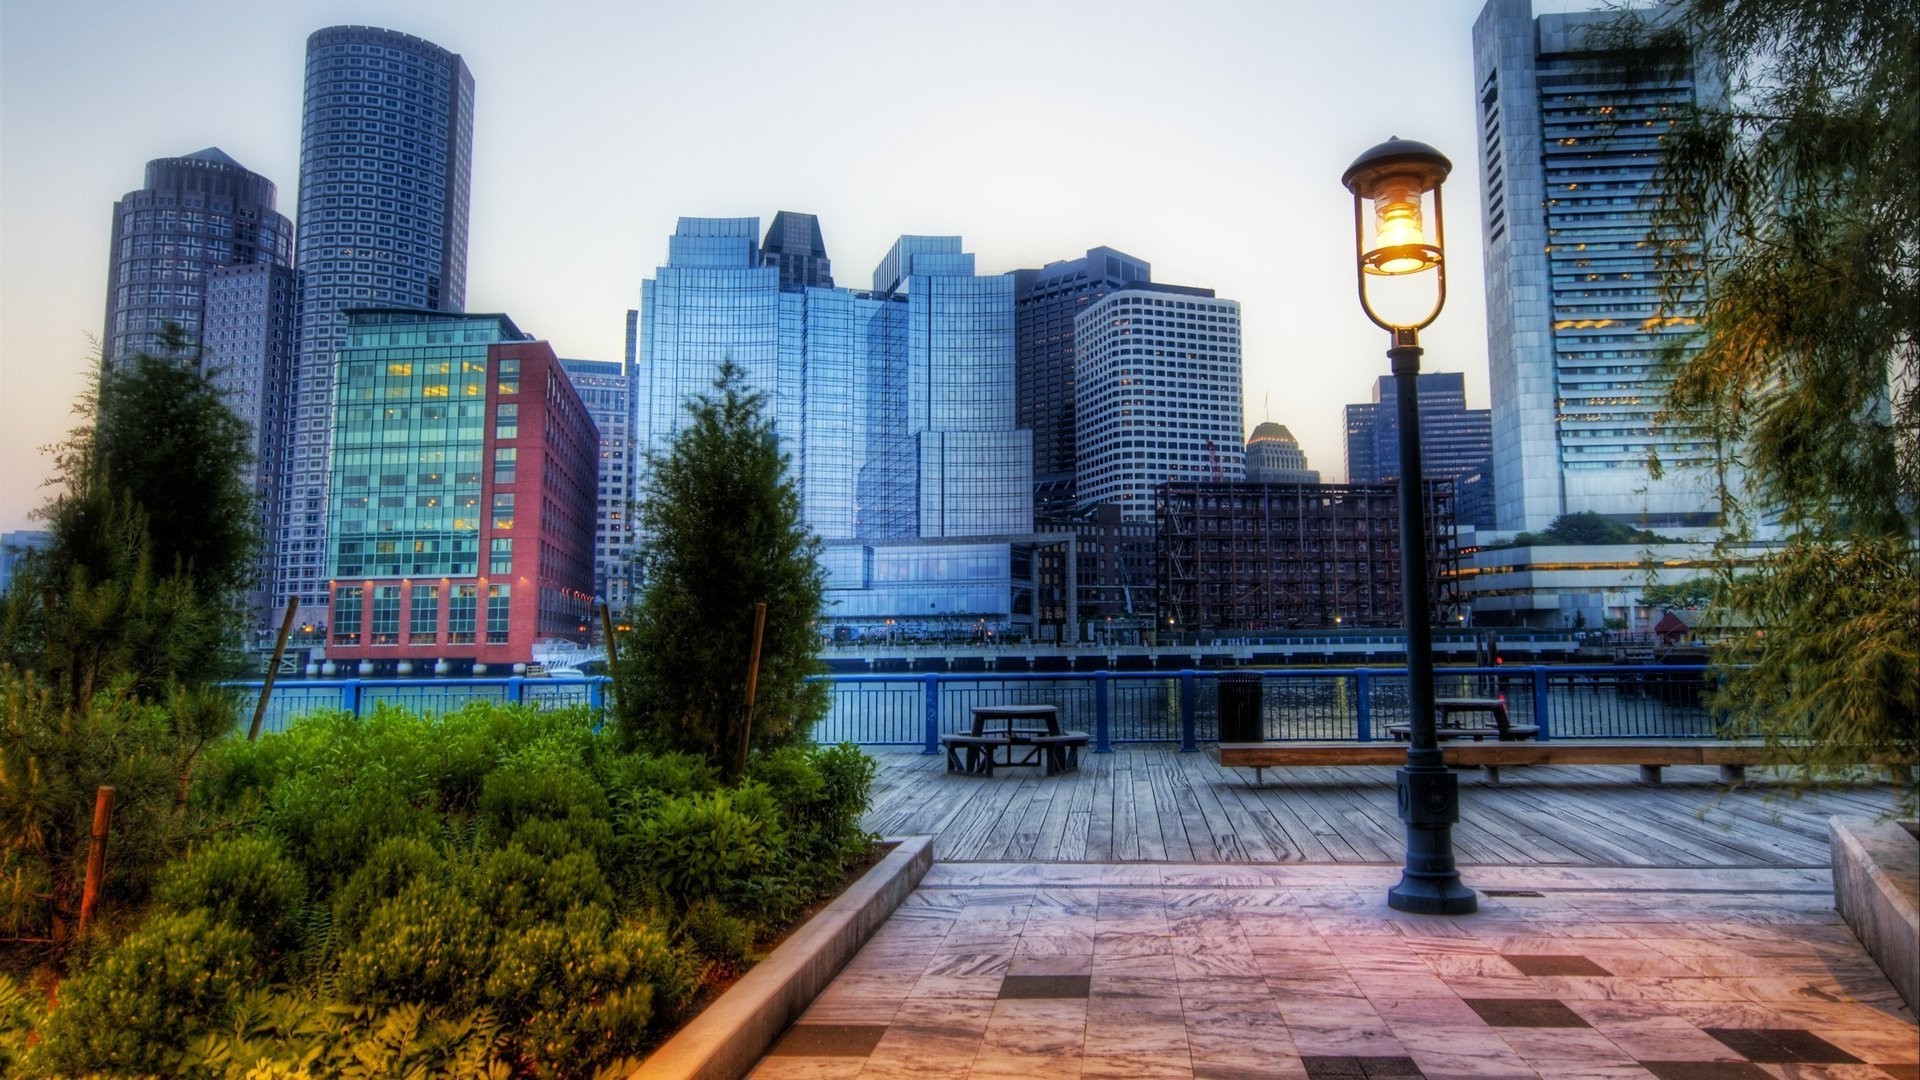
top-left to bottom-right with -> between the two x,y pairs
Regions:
1155,481 -> 1462,631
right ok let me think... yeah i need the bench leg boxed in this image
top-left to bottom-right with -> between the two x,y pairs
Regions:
1253,766 -> 1264,788
1638,764 -> 1664,785
1484,765 -> 1501,785
1719,764 -> 1746,785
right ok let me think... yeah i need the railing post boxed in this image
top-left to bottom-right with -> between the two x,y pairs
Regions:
1179,670 -> 1197,752
505,675 -> 525,708
341,678 -> 361,717
1094,670 -> 1112,753
588,676 -> 606,713
1532,666 -> 1552,741
1355,668 -> 1373,742
922,673 -> 941,754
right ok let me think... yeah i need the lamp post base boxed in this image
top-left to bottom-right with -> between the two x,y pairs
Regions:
1387,766 -> 1478,915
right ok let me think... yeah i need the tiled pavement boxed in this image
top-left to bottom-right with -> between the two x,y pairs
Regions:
749,862 -> 1918,1079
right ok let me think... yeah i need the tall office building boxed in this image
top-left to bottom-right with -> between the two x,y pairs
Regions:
1244,422 -> 1320,484
276,26 -> 475,625
1011,248 -> 1151,519
560,357 -> 637,614
1473,0 -> 1726,531
102,148 -> 292,367
761,211 -> 834,291
637,216 -> 1034,632
202,262 -> 297,624
1344,374 -> 1492,484
1074,283 -> 1245,520
324,310 -> 596,673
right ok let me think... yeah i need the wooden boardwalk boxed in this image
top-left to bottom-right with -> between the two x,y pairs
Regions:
861,746 -> 1903,868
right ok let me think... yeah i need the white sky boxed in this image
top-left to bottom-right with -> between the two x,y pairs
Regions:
0,0 -> 1592,533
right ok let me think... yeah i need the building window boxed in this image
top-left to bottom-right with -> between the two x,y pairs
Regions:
332,586 -> 363,645
490,537 -> 513,575
487,584 -> 511,645
370,585 -> 401,645
497,357 -> 519,396
493,446 -> 516,484
410,585 -> 439,644
495,403 -> 517,440
449,585 -> 477,644
492,492 -> 514,530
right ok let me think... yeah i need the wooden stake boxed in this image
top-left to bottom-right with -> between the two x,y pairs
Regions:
77,786 -> 115,938
599,601 -> 621,674
737,602 -> 768,777
249,597 -> 300,741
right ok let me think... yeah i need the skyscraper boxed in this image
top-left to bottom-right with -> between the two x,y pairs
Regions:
1244,422 -> 1320,484
1344,373 -> 1492,484
560,357 -> 636,614
1074,283 -> 1245,520
275,26 -> 475,624
1473,0 -> 1726,532
102,148 -> 292,367
1011,247 -> 1151,520
636,216 -> 1034,633
760,211 -> 833,291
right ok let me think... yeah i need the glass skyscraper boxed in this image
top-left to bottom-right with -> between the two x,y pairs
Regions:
102,148 -> 292,367
276,26 -> 475,623
636,216 -> 1034,633
559,357 -> 637,614
1473,0 -> 1727,531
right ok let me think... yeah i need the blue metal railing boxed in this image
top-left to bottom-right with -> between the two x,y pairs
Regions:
225,663 -> 1719,748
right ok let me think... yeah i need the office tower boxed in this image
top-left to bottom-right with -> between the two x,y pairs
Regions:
560,357 -> 636,614
1474,0 -> 1726,531
324,310 -> 596,673
1244,422 -> 1321,484
1344,374 -> 1492,481
761,211 -> 833,291
1157,481 -> 1462,631
0,531 -> 53,597
276,26 -> 475,626
202,262 -> 297,624
1074,284 -> 1245,520
637,217 -> 1033,633
1012,248 -> 1151,520
102,148 -> 292,367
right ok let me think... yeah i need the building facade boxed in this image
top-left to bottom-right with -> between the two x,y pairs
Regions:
1156,481 -> 1462,631
276,26 -> 475,625
1473,0 -> 1726,531
1244,422 -> 1321,484
636,216 -> 1035,634
202,262 -> 297,626
1074,284 -> 1245,520
323,310 -> 596,672
1343,373 -> 1494,527
559,357 -> 636,614
103,148 -> 292,367
0,531 -> 53,597
1011,247 -> 1151,520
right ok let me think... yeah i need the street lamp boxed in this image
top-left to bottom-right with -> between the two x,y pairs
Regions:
1343,136 -> 1476,915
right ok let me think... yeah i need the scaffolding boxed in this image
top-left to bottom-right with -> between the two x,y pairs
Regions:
1154,480 -> 1462,632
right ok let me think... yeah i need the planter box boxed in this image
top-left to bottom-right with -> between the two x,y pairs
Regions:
633,835 -> 933,1080
1829,816 -> 1918,1013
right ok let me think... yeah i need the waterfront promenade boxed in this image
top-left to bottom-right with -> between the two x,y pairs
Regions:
746,750 -> 1914,1078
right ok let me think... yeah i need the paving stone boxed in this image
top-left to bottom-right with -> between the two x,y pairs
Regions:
1463,997 -> 1594,1028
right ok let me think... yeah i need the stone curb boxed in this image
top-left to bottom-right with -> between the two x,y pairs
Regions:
1829,816 -> 1918,1014
632,834 -> 933,1080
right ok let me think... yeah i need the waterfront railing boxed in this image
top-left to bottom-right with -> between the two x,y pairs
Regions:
225,664 -> 1720,749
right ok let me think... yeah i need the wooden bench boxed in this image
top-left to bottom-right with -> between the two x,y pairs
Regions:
1030,732 -> 1092,776
942,734 -> 1014,775
1214,739 -> 1775,787
1387,697 -> 1541,743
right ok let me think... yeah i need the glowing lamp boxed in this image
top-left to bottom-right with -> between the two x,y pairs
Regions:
1342,136 -> 1452,332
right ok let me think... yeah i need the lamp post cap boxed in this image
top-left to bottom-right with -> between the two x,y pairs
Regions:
1343,137 -> 1453,197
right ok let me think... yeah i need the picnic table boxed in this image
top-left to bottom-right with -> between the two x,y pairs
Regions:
942,704 -> 1090,777
1387,697 -> 1540,743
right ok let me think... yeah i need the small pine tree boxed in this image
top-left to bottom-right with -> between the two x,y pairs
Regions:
614,361 -> 829,774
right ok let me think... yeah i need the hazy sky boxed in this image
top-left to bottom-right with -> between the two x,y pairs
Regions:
0,0 -> 1585,533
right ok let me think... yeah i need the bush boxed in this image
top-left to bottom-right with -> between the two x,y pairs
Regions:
330,834 -> 444,946
335,875 -> 493,1011
483,905 -> 661,1077
31,909 -> 255,1074
628,788 -> 777,910
156,833 -> 307,955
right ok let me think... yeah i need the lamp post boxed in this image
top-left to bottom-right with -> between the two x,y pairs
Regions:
1342,136 -> 1476,915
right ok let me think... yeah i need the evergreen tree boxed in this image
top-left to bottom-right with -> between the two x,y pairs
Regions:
613,361 -> 828,774
1618,0 -> 1917,797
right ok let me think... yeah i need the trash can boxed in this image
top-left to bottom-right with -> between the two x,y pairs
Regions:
1218,673 -> 1263,742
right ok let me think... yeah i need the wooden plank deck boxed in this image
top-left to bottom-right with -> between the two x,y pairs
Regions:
861,746 -> 1904,868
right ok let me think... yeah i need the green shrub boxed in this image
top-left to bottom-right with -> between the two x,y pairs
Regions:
157,833 -> 307,954
479,758 -> 607,843
0,973 -> 42,1076
335,875 -> 493,1011
331,834 -> 444,945
267,773 -> 439,886
484,905 -> 660,1078
473,845 -> 613,931
628,788 -> 775,909
32,909 -> 255,1074
680,899 -> 756,970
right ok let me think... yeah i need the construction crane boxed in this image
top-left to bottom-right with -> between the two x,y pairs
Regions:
1206,437 -> 1223,482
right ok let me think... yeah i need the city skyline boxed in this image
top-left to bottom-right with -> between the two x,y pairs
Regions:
0,0 -> 1580,535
